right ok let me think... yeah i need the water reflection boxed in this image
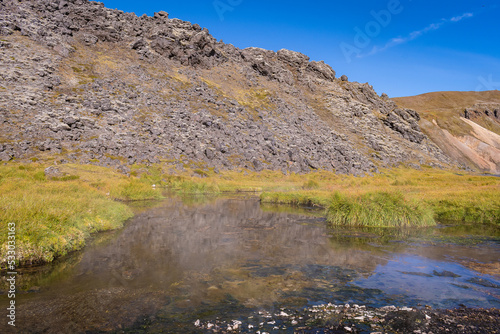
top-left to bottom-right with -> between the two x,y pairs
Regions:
353,255 -> 500,309
0,197 -> 498,333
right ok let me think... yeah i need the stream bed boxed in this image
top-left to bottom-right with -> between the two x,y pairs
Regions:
1,196 -> 499,333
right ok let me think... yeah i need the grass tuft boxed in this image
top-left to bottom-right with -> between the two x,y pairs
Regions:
302,179 -> 320,190
112,179 -> 159,200
327,191 -> 435,227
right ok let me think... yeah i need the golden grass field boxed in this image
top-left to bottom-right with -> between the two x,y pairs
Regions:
0,162 -> 498,267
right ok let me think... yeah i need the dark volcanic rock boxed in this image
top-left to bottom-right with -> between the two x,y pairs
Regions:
0,0 -> 453,174
433,270 -> 461,278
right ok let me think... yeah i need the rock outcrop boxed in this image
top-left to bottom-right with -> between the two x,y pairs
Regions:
464,104 -> 500,121
394,91 -> 500,173
0,0 -> 452,174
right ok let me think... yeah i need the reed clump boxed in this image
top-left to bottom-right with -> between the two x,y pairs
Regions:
326,191 -> 435,227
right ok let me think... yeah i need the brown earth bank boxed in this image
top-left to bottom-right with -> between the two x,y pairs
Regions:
394,91 -> 500,174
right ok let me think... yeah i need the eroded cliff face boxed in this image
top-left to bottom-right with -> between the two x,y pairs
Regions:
0,0 -> 451,174
394,91 -> 500,174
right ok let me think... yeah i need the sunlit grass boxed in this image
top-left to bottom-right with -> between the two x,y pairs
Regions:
165,175 -> 221,193
259,167 -> 499,227
164,166 -> 498,227
0,162 -> 498,267
0,163 -> 163,267
260,191 -> 331,207
327,191 -> 435,227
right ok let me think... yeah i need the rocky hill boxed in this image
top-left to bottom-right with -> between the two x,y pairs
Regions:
0,0 -> 452,175
394,91 -> 500,174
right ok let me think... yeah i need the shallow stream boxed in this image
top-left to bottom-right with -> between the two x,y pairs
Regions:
1,196 -> 499,333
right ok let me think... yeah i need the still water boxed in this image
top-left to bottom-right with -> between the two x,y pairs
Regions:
1,196 -> 499,333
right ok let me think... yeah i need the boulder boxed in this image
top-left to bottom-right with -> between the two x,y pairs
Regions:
82,33 -> 98,45
277,49 -> 310,67
205,148 -> 215,160
0,151 -> 11,162
44,166 -> 64,178
306,61 -> 335,81
153,11 -> 169,20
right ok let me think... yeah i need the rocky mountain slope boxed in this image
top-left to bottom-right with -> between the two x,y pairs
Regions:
0,0 -> 451,175
394,91 -> 500,174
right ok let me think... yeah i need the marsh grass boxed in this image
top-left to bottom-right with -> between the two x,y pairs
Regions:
164,175 -> 220,193
302,179 -> 320,190
112,179 -> 159,200
433,197 -> 500,224
327,191 -> 435,227
1,162 -> 498,267
168,167 -> 498,227
149,166 -> 499,226
258,167 -> 499,227
0,163 -> 163,267
0,178 -> 132,266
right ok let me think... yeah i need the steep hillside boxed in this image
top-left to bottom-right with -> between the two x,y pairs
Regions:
0,0 -> 451,175
394,91 -> 500,173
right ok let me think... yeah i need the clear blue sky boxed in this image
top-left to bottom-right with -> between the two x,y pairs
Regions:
101,0 -> 500,97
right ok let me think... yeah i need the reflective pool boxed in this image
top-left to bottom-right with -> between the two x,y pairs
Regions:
1,197 -> 499,333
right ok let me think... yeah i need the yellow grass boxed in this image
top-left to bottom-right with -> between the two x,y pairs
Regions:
166,166 -> 499,225
257,167 -> 500,226
0,163 -> 163,267
1,162 -> 498,268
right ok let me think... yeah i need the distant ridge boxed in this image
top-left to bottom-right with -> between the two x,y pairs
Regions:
394,91 -> 500,173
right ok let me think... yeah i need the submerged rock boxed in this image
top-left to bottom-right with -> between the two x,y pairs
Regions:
433,270 -> 461,278
467,277 -> 500,288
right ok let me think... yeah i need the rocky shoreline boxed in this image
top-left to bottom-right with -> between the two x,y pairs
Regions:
193,304 -> 500,333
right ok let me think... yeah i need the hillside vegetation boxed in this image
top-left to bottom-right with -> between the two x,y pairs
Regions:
394,91 -> 500,173
0,0 -> 450,176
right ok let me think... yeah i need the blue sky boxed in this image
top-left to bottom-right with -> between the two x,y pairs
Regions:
101,0 -> 500,97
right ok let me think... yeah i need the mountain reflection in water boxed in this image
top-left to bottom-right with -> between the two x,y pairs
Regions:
1,197 -> 498,333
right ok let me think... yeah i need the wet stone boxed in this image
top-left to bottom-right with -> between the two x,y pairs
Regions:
433,270 -> 461,278
467,277 -> 500,289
